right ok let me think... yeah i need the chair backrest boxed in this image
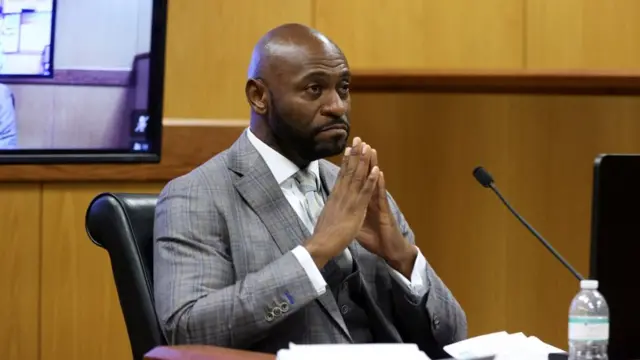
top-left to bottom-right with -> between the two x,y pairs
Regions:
85,192 -> 166,360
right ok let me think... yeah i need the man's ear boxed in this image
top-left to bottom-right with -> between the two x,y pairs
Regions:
245,78 -> 268,115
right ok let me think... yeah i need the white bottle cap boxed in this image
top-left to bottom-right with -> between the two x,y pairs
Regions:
580,279 -> 599,290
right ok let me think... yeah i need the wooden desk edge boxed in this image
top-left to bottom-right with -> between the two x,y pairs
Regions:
144,345 -> 275,360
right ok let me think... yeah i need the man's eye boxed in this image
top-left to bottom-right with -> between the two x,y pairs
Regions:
307,85 -> 321,94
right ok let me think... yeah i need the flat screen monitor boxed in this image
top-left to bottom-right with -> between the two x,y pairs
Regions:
0,0 -> 167,163
589,154 -> 640,360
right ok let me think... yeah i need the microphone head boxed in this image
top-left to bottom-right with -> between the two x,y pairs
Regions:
473,166 -> 494,188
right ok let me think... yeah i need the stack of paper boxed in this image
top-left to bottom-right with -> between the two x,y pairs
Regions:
276,343 -> 431,360
443,331 -> 566,360
276,332 -> 564,360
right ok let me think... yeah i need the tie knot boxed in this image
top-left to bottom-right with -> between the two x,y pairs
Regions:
294,169 -> 318,194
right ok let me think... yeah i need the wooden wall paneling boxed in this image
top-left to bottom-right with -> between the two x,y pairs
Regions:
350,70 -> 640,95
500,98 -> 564,341
0,184 -> 41,360
501,95 -> 640,347
314,0 -> 524,70
527,0 -> 640,70
40,182 -> 166,360
349,92 -> 640,347
163,0 -> 314,119
349,93 -> 513,337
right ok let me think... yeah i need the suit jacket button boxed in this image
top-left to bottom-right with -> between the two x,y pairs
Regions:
279,302 -> 289,313
433,315 -> 440,328
272,307 -> 282,317
265,311 -> 275,322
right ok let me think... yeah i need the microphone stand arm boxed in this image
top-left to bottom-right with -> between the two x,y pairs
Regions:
489,183 -> 585,281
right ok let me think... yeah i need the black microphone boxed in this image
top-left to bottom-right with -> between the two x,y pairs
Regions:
473,166 -> 585,281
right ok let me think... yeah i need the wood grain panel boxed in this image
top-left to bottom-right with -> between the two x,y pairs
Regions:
527,0 -> 640,70
502,96 -> 640,345
314,0 -> 524,70
0,184 -> 41,360
348,92 -> 640,347
163,0 -> 313,119
40,182 -> 166,360
349,93 -> 512,337
0,120 -> 246,182
351,70 -> 640,95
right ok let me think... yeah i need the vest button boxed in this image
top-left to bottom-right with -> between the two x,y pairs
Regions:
340,305 -> 349,314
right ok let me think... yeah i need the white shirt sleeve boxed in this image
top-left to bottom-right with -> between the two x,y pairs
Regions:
387,245 -> 429,297
291,245 -> 327,296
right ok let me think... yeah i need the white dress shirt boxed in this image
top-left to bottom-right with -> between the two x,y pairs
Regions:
246,128 -> 428,298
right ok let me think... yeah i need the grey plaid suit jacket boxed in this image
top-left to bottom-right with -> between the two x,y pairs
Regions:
153,130 -> 467,357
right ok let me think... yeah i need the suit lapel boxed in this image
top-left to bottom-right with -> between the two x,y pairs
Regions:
229,135 -> 352,341
230,131 -> 306,256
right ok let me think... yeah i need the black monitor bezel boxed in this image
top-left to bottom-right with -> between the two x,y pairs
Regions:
588,153 -> 640,360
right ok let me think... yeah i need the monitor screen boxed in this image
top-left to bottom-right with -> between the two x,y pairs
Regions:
589,154 -> 640,360
0,0 -> 166,163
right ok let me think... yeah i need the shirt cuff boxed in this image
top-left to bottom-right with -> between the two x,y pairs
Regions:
292,245 -> 327,296
387,246 -> 429,297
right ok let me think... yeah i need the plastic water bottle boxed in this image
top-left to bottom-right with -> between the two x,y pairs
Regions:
568,279 -> 609,360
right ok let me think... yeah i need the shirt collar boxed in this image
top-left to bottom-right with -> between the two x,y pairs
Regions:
246,127 -> 320,185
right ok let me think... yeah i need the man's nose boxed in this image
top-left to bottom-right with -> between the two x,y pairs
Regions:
320,91 -> 348,118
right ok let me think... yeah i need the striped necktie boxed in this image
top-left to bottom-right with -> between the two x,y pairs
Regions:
294,168 -> 324,229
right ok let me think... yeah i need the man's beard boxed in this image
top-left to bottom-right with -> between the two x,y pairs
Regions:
269,103 -> 349,162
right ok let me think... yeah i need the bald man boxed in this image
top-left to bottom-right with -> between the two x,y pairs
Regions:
154,24 -> 467,358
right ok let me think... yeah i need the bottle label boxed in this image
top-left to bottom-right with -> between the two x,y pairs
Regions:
568,316 -> 609,341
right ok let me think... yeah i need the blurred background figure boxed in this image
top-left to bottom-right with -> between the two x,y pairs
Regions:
0,83 -> 17,149
0,15 -> 17,149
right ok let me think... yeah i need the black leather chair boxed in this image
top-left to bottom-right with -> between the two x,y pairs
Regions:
85,192 -> 166,360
